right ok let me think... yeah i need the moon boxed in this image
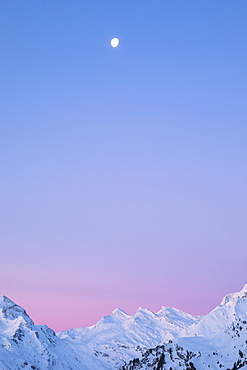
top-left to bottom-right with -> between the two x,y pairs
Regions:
110,38 -> 120,48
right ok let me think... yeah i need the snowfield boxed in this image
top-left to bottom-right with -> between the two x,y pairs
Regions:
1,285 -> 247,369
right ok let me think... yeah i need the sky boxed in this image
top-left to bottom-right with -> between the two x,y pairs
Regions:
0,0 -> 247,332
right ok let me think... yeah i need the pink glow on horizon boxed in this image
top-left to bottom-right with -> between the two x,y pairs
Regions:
4,281 -> 244,332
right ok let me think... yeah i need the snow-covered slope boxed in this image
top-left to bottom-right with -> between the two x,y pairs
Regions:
0,296 -> 103,369
1,285 -> 247,369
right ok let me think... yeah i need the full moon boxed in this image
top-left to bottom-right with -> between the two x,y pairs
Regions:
110,38 -> 120,48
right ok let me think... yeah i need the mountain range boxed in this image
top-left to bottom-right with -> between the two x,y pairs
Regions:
1,285 -> 247,369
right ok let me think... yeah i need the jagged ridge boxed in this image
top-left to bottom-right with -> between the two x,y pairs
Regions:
1,285 -> 247,369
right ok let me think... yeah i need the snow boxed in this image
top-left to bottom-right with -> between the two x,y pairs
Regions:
1,285 -> 247,369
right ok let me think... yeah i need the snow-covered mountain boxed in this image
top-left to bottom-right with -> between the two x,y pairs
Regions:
1,285 -> 247,369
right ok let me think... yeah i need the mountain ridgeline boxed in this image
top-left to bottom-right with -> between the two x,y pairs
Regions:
1,286 -> 247,369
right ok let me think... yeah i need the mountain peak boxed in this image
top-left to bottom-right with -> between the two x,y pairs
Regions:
241,283 -> 247,293
112,308 -> 129,317
0,295 -> 34,326
220,284 -> 247,306
0,295 -> 15,305
135,307 -> 154,315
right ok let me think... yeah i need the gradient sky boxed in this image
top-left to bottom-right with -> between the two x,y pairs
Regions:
0,0 -> 247,332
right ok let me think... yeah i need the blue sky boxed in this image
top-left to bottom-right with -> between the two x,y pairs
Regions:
0,0 -> 247,331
